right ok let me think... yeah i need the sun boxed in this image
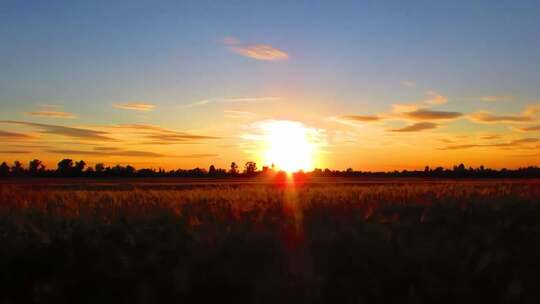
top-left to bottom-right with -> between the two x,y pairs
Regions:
260,120 -> 316,172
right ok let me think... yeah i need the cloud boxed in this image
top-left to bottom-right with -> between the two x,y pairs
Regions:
0,130 -> 36,140
176,154 -> 218,158
223,36 -> 288,61
391,92 -> 449,115
521,125 -> 540,131
340,115 -> 381,122
37,103 -> 64,108
224,110 -> 255,119
479,135 -> 501,140
480,95 -> 516,102
469,112 -> 533,123
425,91 -> 448,105
47,149 -> 218,159
94,146 -> 121,151
47,149 -> 167,158
25,111 -> 77,119
440,138 -> 538,150
0,150 -> 32,154
113,124 -> 220,144
0,120 -> 115,141
469,103 -> 540,123
403,109 -> 463,120
439,144 -> 483,150
400,80 -> 416,88
113,102 -> 155,111
388,122 -> 438,132
229,45 -> 289,61
183,96 -> 280,108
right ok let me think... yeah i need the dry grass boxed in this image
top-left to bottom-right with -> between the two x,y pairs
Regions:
1,180 -> 539,303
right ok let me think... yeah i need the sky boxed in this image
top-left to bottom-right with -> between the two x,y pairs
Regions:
1,0 -> 539,171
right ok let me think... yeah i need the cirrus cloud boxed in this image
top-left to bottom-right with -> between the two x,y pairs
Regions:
388,122 -> 438,132
520,125 -> 540,131
340,115 -> 381,122
223,36 -> 288,61
440,138 -> 538,150
113,102 -> 155,111
25,111 -> 77,119
0,130 -> 36,140
0,120 -> 115,141
403,109 -> 463,120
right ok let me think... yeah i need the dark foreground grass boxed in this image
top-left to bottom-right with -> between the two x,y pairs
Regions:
1,180 -> 539,303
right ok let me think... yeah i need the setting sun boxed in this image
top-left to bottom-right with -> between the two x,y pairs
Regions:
260,120 -> 316,172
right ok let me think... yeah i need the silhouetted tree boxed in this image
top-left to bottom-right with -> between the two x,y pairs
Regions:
74,160 -> 86,176
244,161 -> 257,175
57,159 -> 74,176
12,161 -> 24,176
95,163 -> 105,174
229,162 -> 239,175
29,159 -> 45,175
0,162 -> 9,177
208,165 -> 216,176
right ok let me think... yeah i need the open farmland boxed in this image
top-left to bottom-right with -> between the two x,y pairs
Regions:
1,178 -> 540,303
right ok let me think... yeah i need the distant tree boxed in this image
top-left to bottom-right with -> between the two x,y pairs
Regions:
29,159 -> 45,175
244,161 -> 257,175
95,163 -> 105,174
12,161 -> 24,176
208,165 -> 216,176
229,162 -> 239,175
125,165 -> 135,176
0,162 -> 9,177
74,160 -> 86,175
57,159 -> 74,176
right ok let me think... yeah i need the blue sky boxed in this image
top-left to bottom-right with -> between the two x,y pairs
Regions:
0,0 -> 539,170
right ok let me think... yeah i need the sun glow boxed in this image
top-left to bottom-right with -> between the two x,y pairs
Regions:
260,120 -> 316,172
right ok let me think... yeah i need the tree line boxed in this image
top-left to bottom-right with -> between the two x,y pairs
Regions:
0,159 -> 539,178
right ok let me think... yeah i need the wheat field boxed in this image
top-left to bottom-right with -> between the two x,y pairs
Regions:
1,180 -> 539,303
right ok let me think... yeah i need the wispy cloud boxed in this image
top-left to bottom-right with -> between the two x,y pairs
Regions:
183,96 -> 279,108
425,91 -> 448,105
340,115 -> 381,122
113,102 -> 155,111
388,122 -> 438,132
25,111 -> 77,119
113,124 -> 220,144
94,146 -> 121,151
520,125 -> 540,131
47,149 -> 218,159
403,109 -> 463,120
47,149 -> 167,158
469,112 -> 534,123
391,91 -> 449,116
400,80 -> 416,88
176,154 -> 218,158
223,110 -> 255,119
440,138 -> 539,150
0,120 -> 115,141
480,95 -> 516,102
0,130 -> 36,140
222,36 -> 288,61
479,135 -> 501,140
37,103 -> 64,109
469,103 -> 540,123
0,150 -> 31,154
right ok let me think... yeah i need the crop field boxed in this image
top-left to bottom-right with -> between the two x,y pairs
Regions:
1,178 -> 540,303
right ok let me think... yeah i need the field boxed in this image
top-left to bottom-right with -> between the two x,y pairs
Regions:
1,178 -> 540,303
